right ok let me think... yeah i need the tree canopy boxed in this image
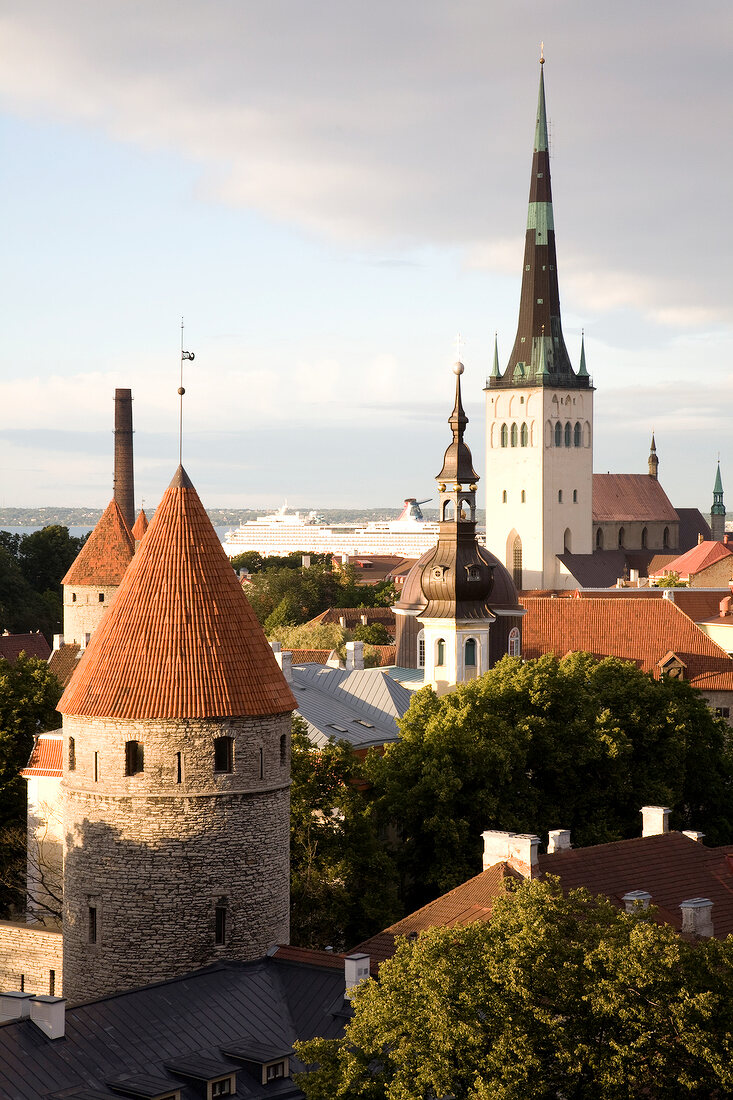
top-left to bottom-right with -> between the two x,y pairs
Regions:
0,655 -> 62,829
366,653 -> 733,908
242,562 -> 397,632
0,526 -> 88,639
296,878 -> 733,1100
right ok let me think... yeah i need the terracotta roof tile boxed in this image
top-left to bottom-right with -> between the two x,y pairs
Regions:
521,596 -> 733,691
59,466 -> 297,719
48,642 -> 82,688
592,474 -> 679,523
651,540 -> 733,579
307,608 -> 396,634
131,508 -> 149,540
20,731 -> 63,777
288,649 -> 333,664
0,633 -> 50,663
62,499 -> 135,586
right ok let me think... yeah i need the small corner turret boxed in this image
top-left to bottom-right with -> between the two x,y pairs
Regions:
648,433 -> 659,480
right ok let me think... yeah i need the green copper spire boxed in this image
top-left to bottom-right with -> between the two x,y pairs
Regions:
578,330 -> 588,376
714,461 -> 724,498
711,460 -> 726,540
534,53 -> 548,153
490,333 -> 501,378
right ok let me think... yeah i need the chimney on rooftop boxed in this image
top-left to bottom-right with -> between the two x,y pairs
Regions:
547,829 -> 571,854
0,991 -> 33,1023
680,898 -> 714,938
640,805 -> 670,837
682,830 -> 705,843
113,389 -> 135,531
52,634 -> 63,652
482,830 -> 540,879
622,890 -> 652,913
344,953 -> 370,999
29,996 -> 66,1039
345,640 -> 364,671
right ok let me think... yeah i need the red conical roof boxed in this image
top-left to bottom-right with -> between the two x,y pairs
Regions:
131,508 -> 149,540
59,467 -> 296,719
62,499 -> 135,586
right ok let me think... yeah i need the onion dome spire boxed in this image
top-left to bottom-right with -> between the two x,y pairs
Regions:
488,54 -> 589,391
648,433 -> 659,480
435,362 -> 480,486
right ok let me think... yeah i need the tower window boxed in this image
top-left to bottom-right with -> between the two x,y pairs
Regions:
573,489 -> 578,503
564,422 -> 572,447
98,593 -> 104,602
508,627 -> 521,657
124,740 -> 143,776
500,423 -> 508,448
520,422 -> 528,447
176,751 -> 183,784
68,736 -> 76,772
214,736 -> 234,773
663,526 -> 670,549
574,421 -> 581,447
417,631 -> 425,668
512,536 -> 523,590
510,423 -> 518,447
465,638 -> 477,667
558,490 -> 563,503
49,970 -> 55,996
502,490 -> 507,503
554,422 -> 562,447
596,528 -> 604,549
94,752 -> 99,782
72,593 -> 77,603
280,733 -> 287,768
88,905 -> 97,944
436,639 -> 446,667
521,490 -> 526,503
618,527 -> 625,549
259,746 -> 264,780
215,899 -> 227,946
641,526 -> 648,549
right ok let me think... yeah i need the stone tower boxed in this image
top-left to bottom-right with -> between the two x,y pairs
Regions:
394,362 -> 524,692
59,466 -> 295,1005
711,462 -> 726,542
113,388 -> 135,531
648,434 -> 659,480
484,56 -> 594,590
61,499 -> 135,645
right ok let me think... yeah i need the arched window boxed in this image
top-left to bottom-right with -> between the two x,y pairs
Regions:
520,422 -> 528,447
508,627 -> 521,657
573,489 -> 578,502
618,527 -> 625,549
512,535 -> 523,589
510,423 -> 518,447
564,528 -> 572,553
558,490 -> 563,503
564,421 -> 572,447
417,630 -> 425,668
521,490 -> 526,503
663,526 -> 670,548
502,490 -> 507,503
436,639 -> 446,667
554,422 -> 562,447
443,499 -> 455,521
574,421 -> 581,447
596,528 -> 604,549
214,736 -> 233,773
641,527 -> 648,549
500,423 -> 508,447
124,740 -> 143,776
465,638 -> 477,667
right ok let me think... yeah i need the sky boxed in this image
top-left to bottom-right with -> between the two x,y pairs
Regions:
1,1 -> 731,514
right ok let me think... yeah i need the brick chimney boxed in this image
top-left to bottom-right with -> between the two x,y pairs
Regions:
640,805 -> 670,837
547,829 -> 571,854
680,898 -> 714,938
113,388 -> 135,531
482,830 -> 540,879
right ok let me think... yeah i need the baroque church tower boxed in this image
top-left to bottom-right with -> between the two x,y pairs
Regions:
59,466 -> 295,1005
485,56 -> 593,590
711,462 -> 726,542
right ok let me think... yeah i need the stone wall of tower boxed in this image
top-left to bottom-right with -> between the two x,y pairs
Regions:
485,386 -> 593,590
62,712 -> 291,1005
63,584 -> 118,644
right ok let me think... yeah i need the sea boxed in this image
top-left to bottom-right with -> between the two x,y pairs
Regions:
0,525 -> 232,544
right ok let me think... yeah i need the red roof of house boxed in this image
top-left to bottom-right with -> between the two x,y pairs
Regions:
592,474 -> 679,523
651,540 -> 733,579
308,607 -> 396,633
62,499 -> 134,586
20,732 -> 63,778
131,508 -> 149,540
575,587 -> 731,626
0,632 -> 50,663
59,467 -> 297,719
48,642 -> 82,688
520,596 -> 733,692
289,649 -> 333,664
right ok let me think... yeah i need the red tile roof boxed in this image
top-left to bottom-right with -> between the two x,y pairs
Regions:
48,642 -> 82,688
59,467 -> 297,719
308,607 -> 396,634
20,732 -> 63,777
575,587 -> 730,626
0,632 -> 50,663
289,649 -> 333,664
651,540 -> 733,579
592,474 -> 679,523
368,644 -> 397,666
62,499 -> 135,586
520,596 -> 733,692
131,508 -> 149,540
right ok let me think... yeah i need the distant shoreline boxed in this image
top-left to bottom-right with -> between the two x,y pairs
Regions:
0,505 -> 456,527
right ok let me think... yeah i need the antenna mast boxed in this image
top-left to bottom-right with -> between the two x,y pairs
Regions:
178,318 -> 195,465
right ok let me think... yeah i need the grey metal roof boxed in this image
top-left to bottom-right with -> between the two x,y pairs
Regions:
0,958 -> 348,1100
291,664 -> 413,749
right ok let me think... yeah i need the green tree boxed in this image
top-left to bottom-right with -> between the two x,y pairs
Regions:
296,878 -> 733,1100
17,525 -> 85,594
367,654 -> 733,908
656,571 -> 689,588
229,550 -> 264,574
352,622 -> 392,646
290,717 -> 399,950
0,655 -> 62,828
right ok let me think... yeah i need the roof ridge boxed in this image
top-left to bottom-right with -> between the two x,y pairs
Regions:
62,499 -> 135,586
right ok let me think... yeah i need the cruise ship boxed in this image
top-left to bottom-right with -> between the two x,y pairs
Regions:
222,498 -> 442,559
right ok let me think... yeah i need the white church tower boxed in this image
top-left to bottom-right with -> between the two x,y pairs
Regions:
485,55 -> 593,590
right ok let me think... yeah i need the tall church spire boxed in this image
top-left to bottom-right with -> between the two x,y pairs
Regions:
489,54 -> 587,390
648,433 -> 659,480
711,461 -> 726,541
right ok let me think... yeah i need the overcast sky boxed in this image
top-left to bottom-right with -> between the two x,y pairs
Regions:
1,1 -> 731,517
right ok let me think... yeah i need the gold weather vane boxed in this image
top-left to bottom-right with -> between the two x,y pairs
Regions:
179,318 -> 196,465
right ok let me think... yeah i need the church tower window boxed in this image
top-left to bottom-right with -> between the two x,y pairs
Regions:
215,898 -> 227,946
502,491 -> 507,503
68,736 -> 76,772
436,639 -> 446,666
641,527 -> 648,549
512,536 -> 523,589
508,627 -> 521,657
558,490 -> 563,503
465,638 -> 477,667
573,489 -> 578,502
554,422 -> 562,447
574,421 -> 581,447
417,631 -> 425,668
521,490 -> 526,503
510,423 -> 518,447
500,424 -> 508,447
618,527 -> 625,549
663,526 -> 670,548
520,422 -> 528,447
564,422 -> 572,447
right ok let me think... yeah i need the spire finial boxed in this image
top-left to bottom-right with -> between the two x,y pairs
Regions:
540,41 -> 545,65
178,318 -> 196,466
454,332 -> 464,363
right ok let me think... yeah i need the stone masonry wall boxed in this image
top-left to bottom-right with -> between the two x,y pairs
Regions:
0,922 -> 63,995
62,712 -> 291,1005
63,584 -> 117,644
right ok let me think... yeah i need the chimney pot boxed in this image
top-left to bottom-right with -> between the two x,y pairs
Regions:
508,834 -> 541,879
640,805 -> 671,837
29,996 -> 66,1039
482,830 -> 514,869
547,829 -> 571,854
344,953 -> 370,998
345,640 -> 364,671
680,898 -> 714,938
622,889 -> 652,913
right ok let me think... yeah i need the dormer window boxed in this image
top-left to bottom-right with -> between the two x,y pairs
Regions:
211,1078 -> 233,1098
658,652 -> 686,680
432,565 -> 447,580
466,565 -> 480,582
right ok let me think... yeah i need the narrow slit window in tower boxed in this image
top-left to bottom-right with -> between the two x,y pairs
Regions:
436,639 -> 446,667
280,733 -> 287,768
93,752 -> 99,782
521,490 -> 526,503
573,489 -> 578,502
215,899 -> 227,946
214,736 -> 233,773
554,422 -> 562,447
510,423 -> 518,447
641,527 -> 648,549
417,631 -> 425,668
558,490 -> 563,503
663,526 -> 670,548
176,751 -> 182,784
49,970 -> 55,995
520,422 -> 528,447
512,536 -> 523,590
596,528 -> 603,549
564,422 -> 571,447
574,421 -> 581,447
125,740 -> 143,776
618,527 -> 625,549
500,423 -> 508,447
88,906 -> 97,944
502,490 -> 507,503
259,746 -> 264,780
68,736 -> 76,772
98,593 -> 104,602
